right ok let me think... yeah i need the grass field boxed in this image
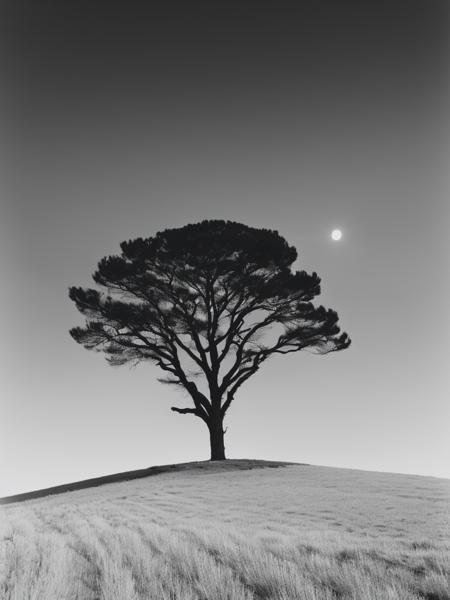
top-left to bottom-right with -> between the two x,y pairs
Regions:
1,461 -> 449,599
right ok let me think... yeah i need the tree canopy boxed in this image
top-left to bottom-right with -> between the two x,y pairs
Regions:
69,220 -> 350,459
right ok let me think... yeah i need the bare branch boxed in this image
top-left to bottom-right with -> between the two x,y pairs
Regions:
170,407 -> 200,415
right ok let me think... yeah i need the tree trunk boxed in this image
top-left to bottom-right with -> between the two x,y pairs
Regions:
208,416 -> 226,461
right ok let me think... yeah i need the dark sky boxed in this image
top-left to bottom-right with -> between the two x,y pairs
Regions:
1,1 -> 449,495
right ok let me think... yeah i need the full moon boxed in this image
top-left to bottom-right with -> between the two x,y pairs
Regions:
331,229 -> 342,241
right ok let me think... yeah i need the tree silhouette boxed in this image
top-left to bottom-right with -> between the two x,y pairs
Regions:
69,220 -> 350,460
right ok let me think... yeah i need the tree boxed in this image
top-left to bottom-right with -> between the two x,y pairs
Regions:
69,220 -> 350,460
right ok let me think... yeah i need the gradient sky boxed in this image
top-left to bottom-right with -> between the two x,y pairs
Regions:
1,1 -> 449,495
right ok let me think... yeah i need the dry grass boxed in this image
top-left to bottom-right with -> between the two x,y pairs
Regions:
1,462 -> 449,599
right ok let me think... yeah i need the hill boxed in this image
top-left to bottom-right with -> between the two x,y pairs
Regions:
1,460 -> 449,599
0,459 -> 296,505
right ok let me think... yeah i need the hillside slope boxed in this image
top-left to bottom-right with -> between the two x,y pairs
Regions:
1,461 -> 449,599
0,459 -> 296,505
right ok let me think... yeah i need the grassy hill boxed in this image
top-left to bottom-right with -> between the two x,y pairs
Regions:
0,459 -> 296,505
1,460 -> 449,599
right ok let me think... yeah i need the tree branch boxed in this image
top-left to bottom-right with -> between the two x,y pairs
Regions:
170,407 -> 200,415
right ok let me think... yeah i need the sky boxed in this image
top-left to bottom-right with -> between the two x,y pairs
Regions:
1,0 -> 449,496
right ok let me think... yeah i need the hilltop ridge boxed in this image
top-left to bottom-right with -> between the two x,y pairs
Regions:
0,458 -> 300,505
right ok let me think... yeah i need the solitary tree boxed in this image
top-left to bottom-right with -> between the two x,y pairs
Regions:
69,220 -> 350,460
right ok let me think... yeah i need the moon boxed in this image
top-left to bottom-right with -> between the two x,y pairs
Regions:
331,229 -> 342,241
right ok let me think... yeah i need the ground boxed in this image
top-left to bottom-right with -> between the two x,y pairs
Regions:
1,460 -> 449,599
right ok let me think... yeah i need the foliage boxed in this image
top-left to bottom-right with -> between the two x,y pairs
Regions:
69,221 -> 350,457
